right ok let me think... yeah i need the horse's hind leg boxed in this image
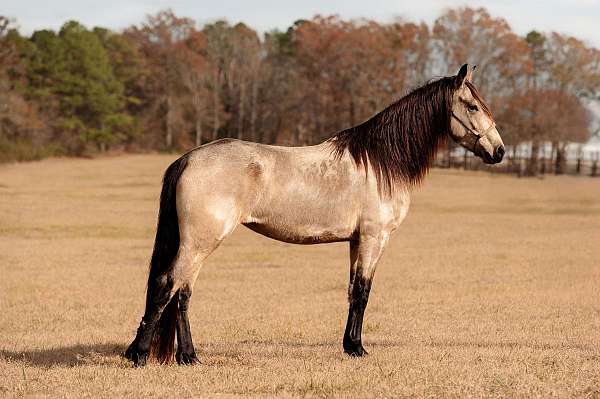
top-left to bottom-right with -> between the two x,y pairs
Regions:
173,255 -> 205,365
173,207 -> 241,364
127,233 -> 228,366
126,270 -> 179,366
175,285 -> 199,364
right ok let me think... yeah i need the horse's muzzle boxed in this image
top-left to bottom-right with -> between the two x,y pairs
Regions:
480,144 -> 504,164
493,145 -> 505,163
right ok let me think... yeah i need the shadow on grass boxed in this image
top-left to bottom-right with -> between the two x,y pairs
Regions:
0,343 -> 127,367
3,339 -> 592,368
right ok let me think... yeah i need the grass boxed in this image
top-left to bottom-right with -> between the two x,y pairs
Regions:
1,154 -> 599,398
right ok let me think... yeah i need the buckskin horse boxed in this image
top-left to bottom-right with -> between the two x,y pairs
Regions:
124,64 -> 505,366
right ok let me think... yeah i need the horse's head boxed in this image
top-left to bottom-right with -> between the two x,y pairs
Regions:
449,64 -> 505,164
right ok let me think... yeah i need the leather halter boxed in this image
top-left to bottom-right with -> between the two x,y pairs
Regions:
451,112 -> 496,147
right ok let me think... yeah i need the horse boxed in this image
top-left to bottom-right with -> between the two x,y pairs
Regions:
124,64 -> 505,366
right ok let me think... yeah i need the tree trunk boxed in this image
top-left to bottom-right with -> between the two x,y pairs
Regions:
194,94 -> 203,147
237,79 -> 245,140
313,82 -> 322,145
213,70 -> 220,141
349,84 -> 356,127
195,118 -> 203,147
166,94 -> 173,148
250,76 -> 258,142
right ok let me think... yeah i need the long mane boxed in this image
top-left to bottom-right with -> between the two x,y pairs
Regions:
330,76 -> 458,193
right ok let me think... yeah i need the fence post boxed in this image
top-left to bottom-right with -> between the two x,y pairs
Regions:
554,145 -> 564,175
511,147 -> 519,176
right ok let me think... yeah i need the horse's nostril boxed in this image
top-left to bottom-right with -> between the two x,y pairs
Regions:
495,146 -> 505,162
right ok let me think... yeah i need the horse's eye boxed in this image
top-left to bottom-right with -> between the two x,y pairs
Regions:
467,104 -> 478,113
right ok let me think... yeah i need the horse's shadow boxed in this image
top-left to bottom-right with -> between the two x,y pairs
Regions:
0,343 -> 127,367
4,339 -> 591,368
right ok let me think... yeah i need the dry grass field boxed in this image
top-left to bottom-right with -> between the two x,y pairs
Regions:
1,154 -> 600,398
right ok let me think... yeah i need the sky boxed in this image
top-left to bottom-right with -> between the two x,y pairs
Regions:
3,0 -> 600,47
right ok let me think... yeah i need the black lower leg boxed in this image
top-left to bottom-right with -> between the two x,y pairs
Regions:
343,274 -> 371,357
175,287 -> 200,365
125,274 -> 174,366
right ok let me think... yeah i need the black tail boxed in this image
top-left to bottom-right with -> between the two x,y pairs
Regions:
146,153 -> 190,364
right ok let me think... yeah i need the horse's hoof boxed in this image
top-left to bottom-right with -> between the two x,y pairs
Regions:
125,346 -> 148,367
132,352 -> 148,367
123,344 -> 136,361
176,351 -> 201,365
344,345 -> 368,357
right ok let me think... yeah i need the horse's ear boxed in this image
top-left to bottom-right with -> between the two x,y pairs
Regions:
466,65 -> 476,82
456,64 -> 468,87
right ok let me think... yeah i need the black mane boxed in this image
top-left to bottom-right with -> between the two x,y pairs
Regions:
330,76 -> 458,193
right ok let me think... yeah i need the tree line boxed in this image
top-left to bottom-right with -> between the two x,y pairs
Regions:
1,7 -> 599,174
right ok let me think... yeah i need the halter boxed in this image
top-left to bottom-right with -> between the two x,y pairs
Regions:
451,112 -> 496,147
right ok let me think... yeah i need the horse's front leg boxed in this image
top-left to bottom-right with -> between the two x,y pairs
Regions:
343,232 -> 389,357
